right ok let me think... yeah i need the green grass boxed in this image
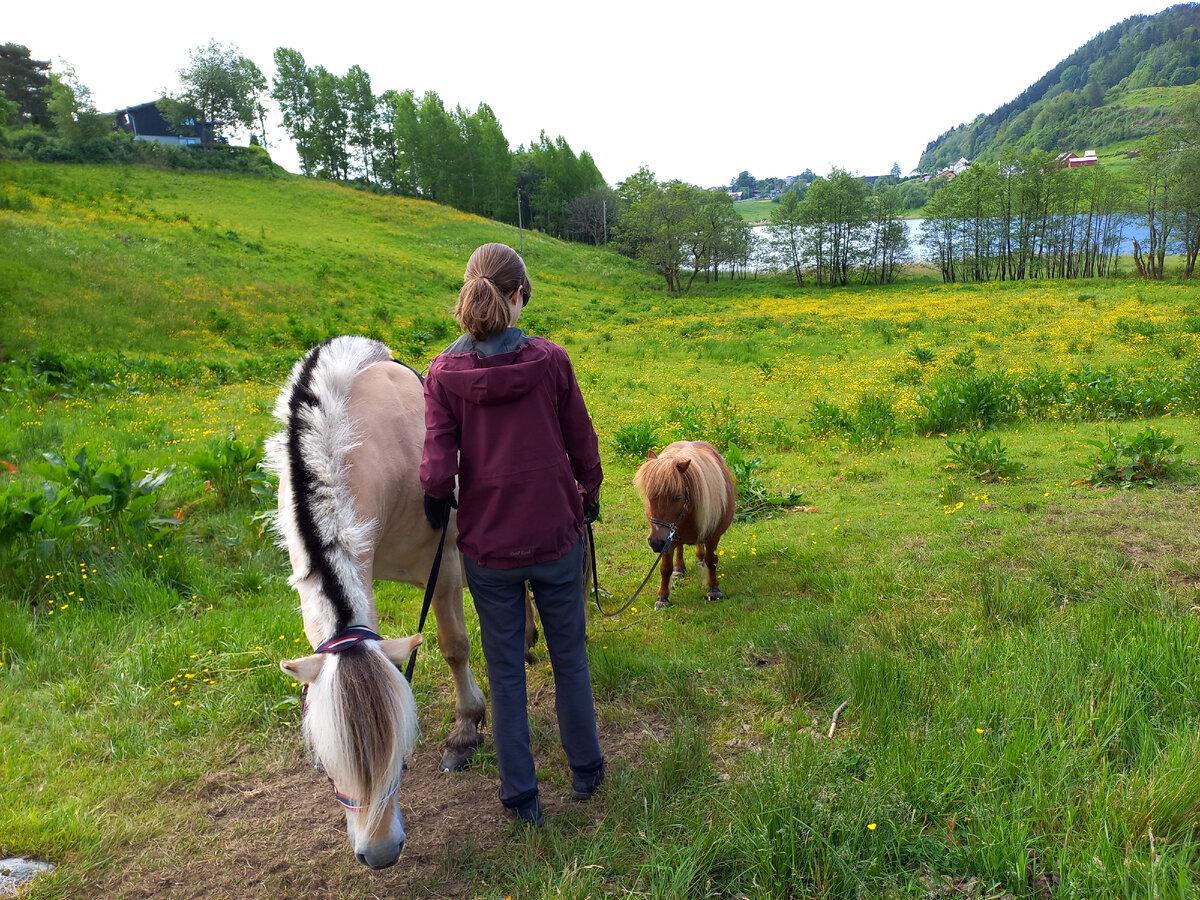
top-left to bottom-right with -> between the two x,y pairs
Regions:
3,161 -> 1200,898
733,197 -> 775,224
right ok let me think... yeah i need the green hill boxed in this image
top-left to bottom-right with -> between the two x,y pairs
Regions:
0,161 -> 649,369
920,2 -> 1200,170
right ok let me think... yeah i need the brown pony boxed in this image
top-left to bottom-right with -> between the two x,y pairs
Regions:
633,440 -> 736,610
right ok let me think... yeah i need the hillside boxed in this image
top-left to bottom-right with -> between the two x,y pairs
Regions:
920,2 -> 1200,170
0,162 -> 650,370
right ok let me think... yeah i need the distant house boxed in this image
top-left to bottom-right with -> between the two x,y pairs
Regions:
935,157 -> 971,180
113,101 -> 213,146
728,190 -> 744,201
1057,150 -> 1098,168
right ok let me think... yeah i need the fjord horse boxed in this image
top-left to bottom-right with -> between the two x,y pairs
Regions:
265,335 -> 486,869
633,440 -> 736,610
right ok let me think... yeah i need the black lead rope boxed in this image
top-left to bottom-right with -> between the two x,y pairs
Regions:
405,517 -> 448,683
590,522 -> 676,618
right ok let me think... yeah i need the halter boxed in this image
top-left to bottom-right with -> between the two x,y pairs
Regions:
648,487 -> 691,544
314,625 -> 382,654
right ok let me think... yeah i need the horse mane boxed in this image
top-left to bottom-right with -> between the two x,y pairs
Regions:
634,442 -> 732,540
302,645 -> 419,830
263,336 -> 395,637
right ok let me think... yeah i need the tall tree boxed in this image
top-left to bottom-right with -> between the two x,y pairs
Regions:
271,48 -> 317,175
47,65 -> 110,144
309,66 -> 349,179
0,43 -> 50,127
800,170 -> 869,286
768,190 -> 806,285
342,64 -> 376,182
163,41 -> 267,150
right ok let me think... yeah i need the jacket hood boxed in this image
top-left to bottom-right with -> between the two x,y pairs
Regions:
432,329 -> 550,407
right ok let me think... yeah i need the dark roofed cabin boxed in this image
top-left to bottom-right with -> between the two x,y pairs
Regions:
113,102 -> 214,146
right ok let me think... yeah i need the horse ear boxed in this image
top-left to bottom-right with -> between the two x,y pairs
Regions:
379,634 -> 423,667
280,653 -> 327,684
647,449 -> 658,460
675,458 -> 692,473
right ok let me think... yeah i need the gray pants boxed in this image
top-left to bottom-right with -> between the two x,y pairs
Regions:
465,537 -> 603,810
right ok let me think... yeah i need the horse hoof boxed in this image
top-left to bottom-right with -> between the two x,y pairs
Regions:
439,748 -> 475,772
671,568 -> 685,580
705,589 -> 723,602
654,598 -> 671,611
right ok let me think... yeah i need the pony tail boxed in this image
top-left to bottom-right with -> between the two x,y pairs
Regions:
454,275 -> 509,340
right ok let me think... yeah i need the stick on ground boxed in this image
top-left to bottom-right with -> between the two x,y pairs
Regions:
828,699 -> 850,738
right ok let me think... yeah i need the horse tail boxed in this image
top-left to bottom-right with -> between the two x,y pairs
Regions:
263,336 -> 395,636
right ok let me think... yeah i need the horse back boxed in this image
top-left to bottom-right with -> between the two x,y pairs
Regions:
346,361 -> 456,584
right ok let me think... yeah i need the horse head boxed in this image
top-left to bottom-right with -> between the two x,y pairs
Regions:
280,634 -> 422,869
635,450 -> 692,554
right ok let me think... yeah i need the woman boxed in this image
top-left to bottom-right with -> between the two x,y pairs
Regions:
420,242 -> 605,826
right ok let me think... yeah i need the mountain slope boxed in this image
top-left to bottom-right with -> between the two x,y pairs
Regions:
920,3 -> 1200,170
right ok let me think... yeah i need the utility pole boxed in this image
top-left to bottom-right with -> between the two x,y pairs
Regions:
517,188 -> 524,254
602,198 -> 607,245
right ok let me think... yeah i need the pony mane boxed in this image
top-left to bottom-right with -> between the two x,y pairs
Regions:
262,336 -> 395,637
302,645 -> 419,830
634,442 -> 732,540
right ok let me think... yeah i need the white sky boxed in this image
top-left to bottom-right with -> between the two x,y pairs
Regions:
9,0 -> 1175,187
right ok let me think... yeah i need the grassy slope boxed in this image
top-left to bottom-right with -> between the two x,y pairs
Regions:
3,162 -> 1200,898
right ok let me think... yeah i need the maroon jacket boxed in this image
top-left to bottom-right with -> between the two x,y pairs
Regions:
420,328 -> 603,569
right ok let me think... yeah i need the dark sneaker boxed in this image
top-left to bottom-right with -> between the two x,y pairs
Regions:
571,759 -> 606,801
505,796 -> 544,827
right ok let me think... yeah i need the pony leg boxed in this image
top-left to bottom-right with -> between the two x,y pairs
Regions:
702,540 -> 723,602
671,543 -> 686,580
655,546 -> 675,610
696,542 -> 706,568
523,585 -> 539,665
430,563 -> 487,771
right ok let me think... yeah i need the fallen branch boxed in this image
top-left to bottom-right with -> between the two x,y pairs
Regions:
828,698 -> 850,738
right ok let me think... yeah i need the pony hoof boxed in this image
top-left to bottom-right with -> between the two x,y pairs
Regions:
671,568 -> 685,580
654,598 -> 672,611
705,589 -> 723,602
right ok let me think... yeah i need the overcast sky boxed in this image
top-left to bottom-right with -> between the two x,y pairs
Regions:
9,0 -> 1176,187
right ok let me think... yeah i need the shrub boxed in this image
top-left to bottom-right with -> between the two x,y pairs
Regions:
943,432 -> 1025,482
914,372 -> 1013,434
187,436 -> 264,503
611,421 -> 660,464
726,443 -> 804,522
1075,425 -> 1183,489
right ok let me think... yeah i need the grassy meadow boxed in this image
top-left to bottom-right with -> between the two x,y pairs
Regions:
3,161 -> 1200,899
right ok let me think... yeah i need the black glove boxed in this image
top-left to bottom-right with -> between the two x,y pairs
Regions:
423,493 -> 456,530
583,500 -> 600,525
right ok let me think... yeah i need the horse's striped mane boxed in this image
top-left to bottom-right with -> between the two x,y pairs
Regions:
633,442 -> 733,540
263,335 -> 393,639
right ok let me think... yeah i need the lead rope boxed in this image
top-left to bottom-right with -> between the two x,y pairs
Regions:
405,517 -> 448,683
